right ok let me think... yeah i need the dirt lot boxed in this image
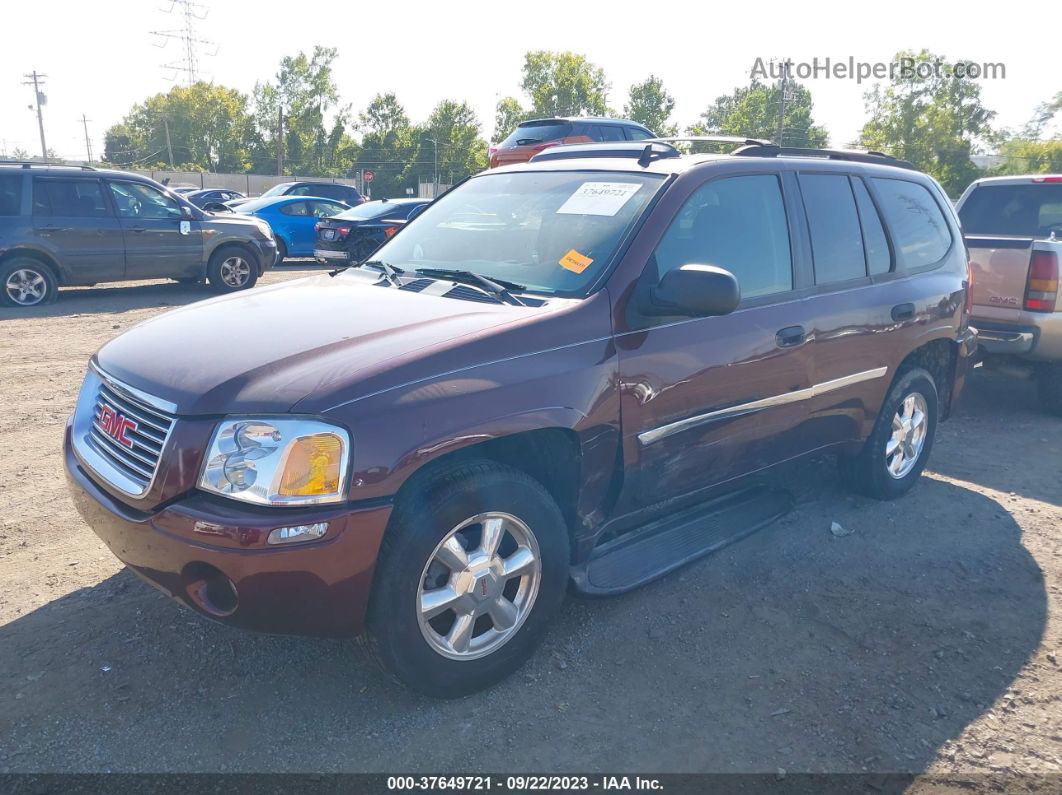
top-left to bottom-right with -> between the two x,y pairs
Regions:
1,265 -> 1060,777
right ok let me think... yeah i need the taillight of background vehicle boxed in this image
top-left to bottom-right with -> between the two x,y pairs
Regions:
384,226 -> 398,238
1025,251 -> 1059,312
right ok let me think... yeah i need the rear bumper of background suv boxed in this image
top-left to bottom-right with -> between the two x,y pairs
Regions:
971,312 -> 1062,360
64,425 -> 391,637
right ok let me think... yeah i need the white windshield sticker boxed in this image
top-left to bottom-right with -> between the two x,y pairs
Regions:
556,182 -> 642,217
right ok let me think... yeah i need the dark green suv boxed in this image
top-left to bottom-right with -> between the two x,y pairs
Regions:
0,162 -> 278,307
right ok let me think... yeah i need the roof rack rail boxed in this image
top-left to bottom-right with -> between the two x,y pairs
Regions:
730,144 -> 917,171
649,135 -> 775,148
529,141 -> 682,166
0,160 -> 97,171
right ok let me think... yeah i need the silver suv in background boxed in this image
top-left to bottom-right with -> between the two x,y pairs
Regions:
0,163 -> 277,307
957,175 -> 1062,414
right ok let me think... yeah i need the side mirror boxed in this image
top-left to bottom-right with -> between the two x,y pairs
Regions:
180,205 -> 194,219
646,264 -> 740,317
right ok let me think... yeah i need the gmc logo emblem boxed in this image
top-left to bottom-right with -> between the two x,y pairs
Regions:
99,405 -> 138,449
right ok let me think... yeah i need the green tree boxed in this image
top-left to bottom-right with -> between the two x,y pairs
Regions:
623,75 -> 677,136
356,93 -> 416,198
250,46 -> 357,176
520,51 -> 610,117
409,100 -> 488,188
689,79 -> 827,148
102,82 -> 253,171
493,96 -> 527,143
859,50 -> 996,196
991,138 -> 1062,175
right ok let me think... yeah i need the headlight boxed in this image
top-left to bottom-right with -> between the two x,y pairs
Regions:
199,417 -> 350,506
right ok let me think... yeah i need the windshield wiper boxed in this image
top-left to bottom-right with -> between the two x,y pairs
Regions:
414,268 -> 526,306
361,259 -> 405,288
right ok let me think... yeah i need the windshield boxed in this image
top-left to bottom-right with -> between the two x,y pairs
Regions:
260,183 -> 293,199
356,170 -> 665,295
336,201 -> 409,221
501,121 -> 574,147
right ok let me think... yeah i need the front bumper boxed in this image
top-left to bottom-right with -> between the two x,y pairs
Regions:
254,238 -> 278,272
64,426 -> 391,637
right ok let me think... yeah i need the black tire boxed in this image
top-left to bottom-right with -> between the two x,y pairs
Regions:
365,460 -> 569,697
840,367 -> 939,500
206,246 -> 259,293
275,238 -> 287,264
1037,362 -> 1062,417
0,257 -> 58,308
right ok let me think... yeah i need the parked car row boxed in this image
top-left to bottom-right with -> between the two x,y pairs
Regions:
65,138 -> 981,697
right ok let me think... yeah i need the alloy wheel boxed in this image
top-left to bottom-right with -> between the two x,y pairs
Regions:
416,512 -> 542,660
4,268 -> 48,306
219,256 -> 251,288
885,392 -> 928,479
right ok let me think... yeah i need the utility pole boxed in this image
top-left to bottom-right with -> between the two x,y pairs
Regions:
80,114 -> 93,163
429,138 -> 439,197
276,106 -> 284,176
162,117 -> 175,168
22,71 -> 48,159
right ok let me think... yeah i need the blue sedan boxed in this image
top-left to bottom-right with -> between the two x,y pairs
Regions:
234,196 -> 351,261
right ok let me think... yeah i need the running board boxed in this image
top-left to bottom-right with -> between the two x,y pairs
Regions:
570,486 -> 793,596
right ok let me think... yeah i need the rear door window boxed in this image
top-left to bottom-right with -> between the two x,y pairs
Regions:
958,183 -> 1062,237
871,178 -> 952,268
799,174 -> 867,284
852,178 -> 892,274
0,173 -> 23,216
596,125 -> 626,141
626,128 -> 656,141
653,174 -> 793,299
33,178 -> 110,217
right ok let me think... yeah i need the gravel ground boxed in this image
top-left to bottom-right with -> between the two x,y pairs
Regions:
1,265 -> 1060,777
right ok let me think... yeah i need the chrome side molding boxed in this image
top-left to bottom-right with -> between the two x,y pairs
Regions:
637,366 -> 888,446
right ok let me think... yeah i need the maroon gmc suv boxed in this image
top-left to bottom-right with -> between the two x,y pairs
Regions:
64,138 -> 977,696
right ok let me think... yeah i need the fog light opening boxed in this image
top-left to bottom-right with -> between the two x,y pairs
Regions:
267,521 -> 328,545
183,562 -> 239,617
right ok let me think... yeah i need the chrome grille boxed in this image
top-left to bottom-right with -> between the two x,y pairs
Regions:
84,376 -> 176,493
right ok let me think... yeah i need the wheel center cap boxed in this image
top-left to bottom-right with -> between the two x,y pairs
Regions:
467,565 -> 500,604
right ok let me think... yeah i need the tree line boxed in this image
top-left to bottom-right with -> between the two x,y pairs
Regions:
100,47 -> 1061,199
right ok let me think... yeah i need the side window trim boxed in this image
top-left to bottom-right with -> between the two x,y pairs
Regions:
851,175 -> 898,278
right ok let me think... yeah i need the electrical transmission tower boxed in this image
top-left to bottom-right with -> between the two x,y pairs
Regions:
152,0 -> 217,84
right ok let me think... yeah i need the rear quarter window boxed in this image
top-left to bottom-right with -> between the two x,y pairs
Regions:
871,178 -> 952,268
0,174 -> 22,216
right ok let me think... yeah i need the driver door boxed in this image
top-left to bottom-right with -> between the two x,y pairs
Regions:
615,172 -> 816,511
107,180 -> 203,280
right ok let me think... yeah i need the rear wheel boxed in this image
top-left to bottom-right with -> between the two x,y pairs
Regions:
1037,362 -> 1062,417
365,461 -> 568,697
1,258 -> 58,307
840,367 -> 938,500
207,246 -> 258,293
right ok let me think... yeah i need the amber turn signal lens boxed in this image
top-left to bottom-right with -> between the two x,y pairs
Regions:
278,433 -> 344,497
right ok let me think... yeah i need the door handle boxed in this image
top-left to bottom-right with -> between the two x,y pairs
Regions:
776,325 -> 806,347
891,303 -> 916,322
36,225 -> 60,233
129,226 -> 147,233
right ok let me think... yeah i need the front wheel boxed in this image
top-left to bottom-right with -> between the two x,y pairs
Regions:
207,246 -> 259,293
365,461 -> 569,697
840,367 -> 939,500
275,238 -> 287,264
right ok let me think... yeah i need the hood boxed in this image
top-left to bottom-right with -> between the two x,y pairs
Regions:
95,270 -> 559,416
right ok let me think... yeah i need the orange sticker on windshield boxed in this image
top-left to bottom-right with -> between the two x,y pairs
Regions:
559,249 -> 593,273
